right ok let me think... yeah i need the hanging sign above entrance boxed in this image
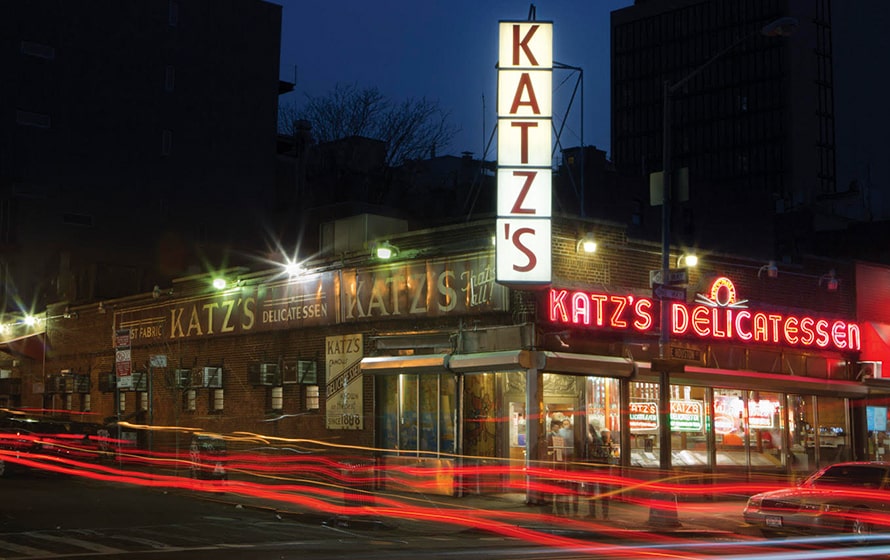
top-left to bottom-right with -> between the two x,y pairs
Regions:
546,277 -> 861,352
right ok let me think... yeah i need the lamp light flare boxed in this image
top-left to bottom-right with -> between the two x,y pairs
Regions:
577,232 -> 597,254
284,261 -> 303,277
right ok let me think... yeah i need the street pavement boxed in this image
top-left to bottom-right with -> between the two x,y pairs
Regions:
194,482 -> 757,539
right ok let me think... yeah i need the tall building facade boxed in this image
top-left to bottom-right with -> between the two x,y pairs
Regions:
611,0 -> 835,259
0,0 -> 287,312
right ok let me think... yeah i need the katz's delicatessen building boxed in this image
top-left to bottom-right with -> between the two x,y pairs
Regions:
364,17 -> 876,494
364,216 -> 872,492
2,214 -> 880,496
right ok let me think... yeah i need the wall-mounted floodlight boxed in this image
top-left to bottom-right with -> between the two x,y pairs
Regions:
758,261 -> 778,279
677,254 -> 698,268
375,241 -> 398,260
212,277 -> 227,290
284,260 -> 303,277
24,315 -> 37,326
576,232 -> 597,254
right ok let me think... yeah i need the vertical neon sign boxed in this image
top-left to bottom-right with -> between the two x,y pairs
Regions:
496,21 -> 552,285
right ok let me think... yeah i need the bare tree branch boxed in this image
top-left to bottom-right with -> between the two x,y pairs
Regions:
280,83 -> 458,167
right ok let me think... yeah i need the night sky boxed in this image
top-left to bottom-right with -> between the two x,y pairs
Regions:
271,0 -> 632,159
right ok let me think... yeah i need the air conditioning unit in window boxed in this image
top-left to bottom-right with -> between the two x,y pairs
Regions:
174,369 -> 192,388
858,361 -> 883,380
259,363 -> 279,386
203,367 -> 223,388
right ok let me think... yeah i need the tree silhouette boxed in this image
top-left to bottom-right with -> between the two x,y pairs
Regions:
279,83 -> 459,167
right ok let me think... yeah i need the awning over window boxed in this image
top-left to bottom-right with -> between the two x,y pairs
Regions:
361,350 -> 635,378
637,361 -> 869,397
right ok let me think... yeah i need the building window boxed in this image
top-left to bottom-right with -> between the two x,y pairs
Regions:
20,41 -> 55,60
376,373 -> 456,454
168,0 -> 179,27
119,392 -> 126,413
211,389 -> 224,412
306,385 -> 319,411
164,65 -> 175,92
139,392 -> 148,411
64,394 -> 72,411
184,389 -> 196,412
271,386 -> 283,411
203,366 -> 223,388
161,129 -> 172,156
82,394 -> 91,412
16,110 -> 51,129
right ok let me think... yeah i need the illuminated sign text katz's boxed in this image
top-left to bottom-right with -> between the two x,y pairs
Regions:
547,277 -> 860,352
496,20 -> 553,285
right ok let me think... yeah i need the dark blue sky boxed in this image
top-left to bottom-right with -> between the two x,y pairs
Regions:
272,0 -> 632,159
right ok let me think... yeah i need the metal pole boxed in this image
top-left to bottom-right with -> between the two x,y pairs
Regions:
580,68 -> 585,217
658,79 -> 673,471
148,365 -> 153,454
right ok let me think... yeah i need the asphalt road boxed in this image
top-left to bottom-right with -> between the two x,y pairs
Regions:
2,470 -> 889,559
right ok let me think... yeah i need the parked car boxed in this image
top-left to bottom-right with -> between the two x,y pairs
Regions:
744,461 -> 890,537
188,434 -> 228,480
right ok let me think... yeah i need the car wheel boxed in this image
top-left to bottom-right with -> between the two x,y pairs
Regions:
850,512 -> 873,544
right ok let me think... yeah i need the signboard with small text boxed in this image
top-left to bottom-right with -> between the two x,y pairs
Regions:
325,334 -> 363,430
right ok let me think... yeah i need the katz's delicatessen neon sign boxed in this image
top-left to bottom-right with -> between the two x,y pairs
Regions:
548,277 -> 860,352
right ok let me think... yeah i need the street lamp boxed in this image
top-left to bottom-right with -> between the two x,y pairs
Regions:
657,16 -> 798,470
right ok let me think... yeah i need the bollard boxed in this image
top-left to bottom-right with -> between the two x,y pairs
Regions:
647,492 -> 681,527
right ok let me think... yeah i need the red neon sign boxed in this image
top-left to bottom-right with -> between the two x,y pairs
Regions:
548,278 -> 860,352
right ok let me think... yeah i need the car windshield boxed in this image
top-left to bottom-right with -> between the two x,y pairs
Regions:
808,465 -> 888,489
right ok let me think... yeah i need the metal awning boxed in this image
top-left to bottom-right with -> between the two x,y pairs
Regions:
361,354 -> 448,374
361,350 -> 636,377
636,361 -> 869,397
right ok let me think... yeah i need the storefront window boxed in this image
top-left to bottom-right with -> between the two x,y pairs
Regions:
815,396 -> 850,467
377,376 -> 399,449
714,388 -> 748,467
585,376 -> 620,464
787,394 -> 850,472
464,373 -> 497,458
630,381 -> 659,467
670,384 -> 709,468
787,394 -> 812,472
439,376 -> 456,454
866,404 -> 890,461
375,373 -> 457,455
419,376 -> 437,452
399,375 -> 418,450
747,390 -> 785,469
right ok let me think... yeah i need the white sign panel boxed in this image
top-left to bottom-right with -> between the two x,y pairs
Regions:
496,119 -> 552,167
325,334 -> 364,430
497,70 -> 552,117
498,21 -> 552,68
496,218 -> 552,284
496,169 -> 552,217
496,20 -> 553,286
